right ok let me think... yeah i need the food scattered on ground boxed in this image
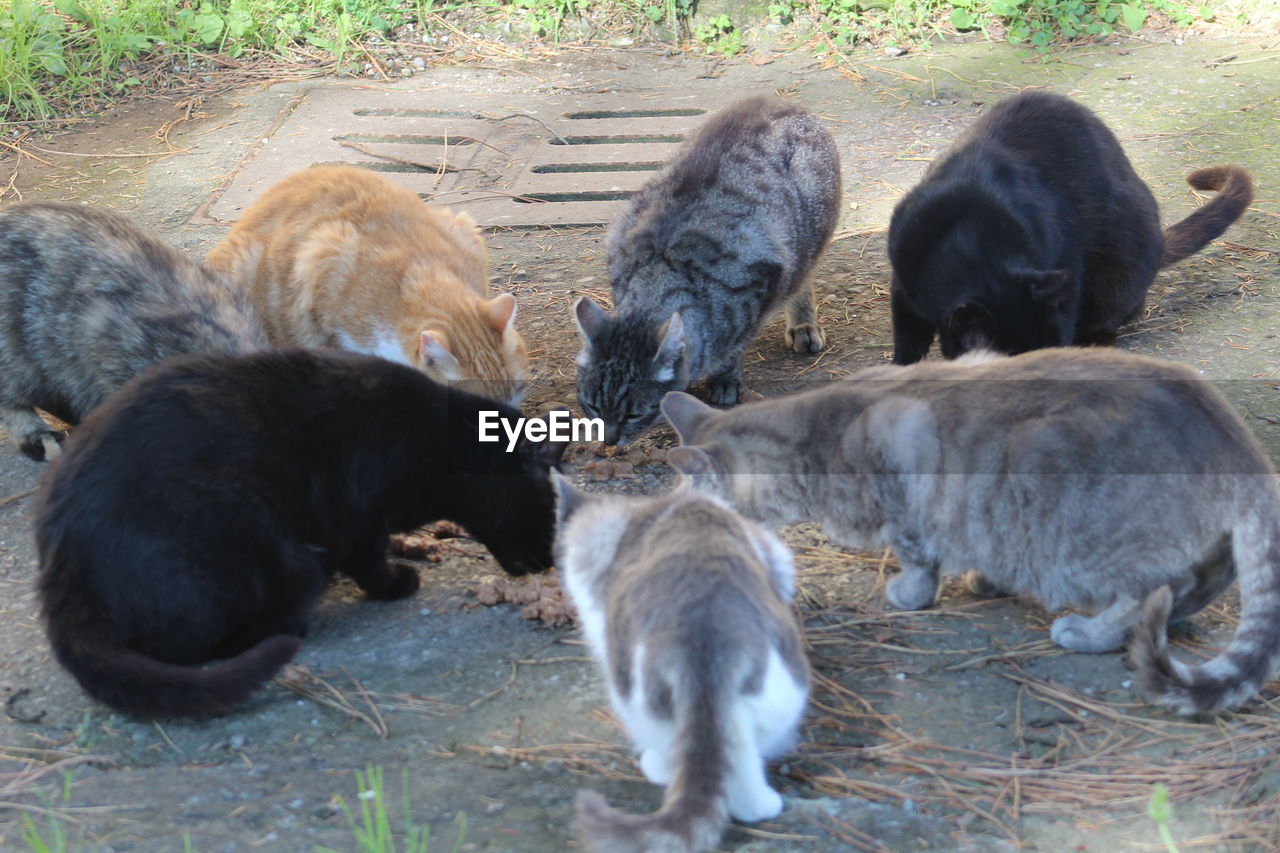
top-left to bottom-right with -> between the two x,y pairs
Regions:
473,569 -> 578,627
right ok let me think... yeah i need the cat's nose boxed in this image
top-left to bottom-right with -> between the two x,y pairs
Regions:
603,424 -> 621,446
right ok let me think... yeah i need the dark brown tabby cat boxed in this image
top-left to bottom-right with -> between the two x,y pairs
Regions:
574,94 -> 841,445
0,203 -> 266,460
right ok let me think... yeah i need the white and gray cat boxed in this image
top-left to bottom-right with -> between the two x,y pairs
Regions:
661,348 -> 1280,715
574,93 -> 841,445
552,472 -> 809,853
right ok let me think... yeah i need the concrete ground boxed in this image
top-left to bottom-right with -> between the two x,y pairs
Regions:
0,32 -> 1278,852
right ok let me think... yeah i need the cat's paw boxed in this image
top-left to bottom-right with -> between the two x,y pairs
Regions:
886,571 -> 937,610
730,787 -> 783,823
639,748 -> 673,786
1049,613 -> 1126,653
786,323 -> 826,354
704,377 -> 740,407
366,560 -> 421,601
960,570 -> 1008,598
18,429 -> 65,462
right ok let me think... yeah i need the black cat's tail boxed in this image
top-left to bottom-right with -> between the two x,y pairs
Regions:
1160,165 -> 1254,267
574,671 -> 730,853
48,623 -> 300,719
1131,518 -> 1280,714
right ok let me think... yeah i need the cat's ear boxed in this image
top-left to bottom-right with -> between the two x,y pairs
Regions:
486,293 -> 517,333
1020,269 -> 1074,311
516,413 -> 568,470
573,297 -> 610,367
550,470 -> 586,523
573,296 -> 610,342
650,312 -> 686,383
661,391 -> 716,444
667,445 -> 723,479
419,330 -> 463,377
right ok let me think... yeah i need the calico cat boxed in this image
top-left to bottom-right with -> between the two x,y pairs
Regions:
661,348 -> 1280,714
887,90 -> 1254,364
36,348 -> 565,718
0,202 -> 266,461
552,473 -> 809,852
205,164 -> 528,405
574,94 -> 841,445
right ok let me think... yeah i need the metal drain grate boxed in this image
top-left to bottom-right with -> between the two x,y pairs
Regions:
202,89 -> 737,229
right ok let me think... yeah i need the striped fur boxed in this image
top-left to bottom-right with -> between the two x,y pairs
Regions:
0,203 -> 265,460
662,348 -> 1280,714
574,94 -> 841,445
206,165 -> 528,406
1131,517 -> 1280,714
553,476 -> 809,852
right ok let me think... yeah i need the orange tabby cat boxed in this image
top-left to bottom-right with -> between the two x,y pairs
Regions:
206,165 -> 528,405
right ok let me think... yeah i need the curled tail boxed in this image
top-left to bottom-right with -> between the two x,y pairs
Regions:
575,680 -> 729,853
48,620 -> 299,719
1130,521 -> 1280,714
1160,165 -> 1254,267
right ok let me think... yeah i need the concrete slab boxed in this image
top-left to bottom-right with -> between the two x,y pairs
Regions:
202,86 -> 732,228
1,41 -> 1278,853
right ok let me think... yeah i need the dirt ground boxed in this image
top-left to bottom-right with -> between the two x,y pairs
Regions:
1,31 -> 1279,853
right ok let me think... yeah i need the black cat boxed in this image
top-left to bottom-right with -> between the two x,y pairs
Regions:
888,90 -> 1253,364
36,348 -> 565,718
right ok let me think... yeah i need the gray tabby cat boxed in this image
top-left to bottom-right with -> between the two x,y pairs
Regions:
661,348 -> 1280,715
574,94 -> 841,445
552,472 -> 809,853
0,203 -> 266,460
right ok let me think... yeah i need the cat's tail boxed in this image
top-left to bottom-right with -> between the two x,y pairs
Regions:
574,675 -> 730,853
1130,519 -> 1280,714
48,623 -> 300,719
1160,166 -> 1254,267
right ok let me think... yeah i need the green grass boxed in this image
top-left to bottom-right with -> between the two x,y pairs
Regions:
16,770 -> 77,853
775,0 -> 1215,51
1149,783 -> 1182,853
1,0 -> 449,120
314,765 -> 465,853
0,0 -> 1226,122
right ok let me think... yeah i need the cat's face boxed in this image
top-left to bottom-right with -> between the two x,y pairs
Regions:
661,391 -> 735,497
573,297 -> 687,446
417,293 -> 529,407
458,433 -> 566,576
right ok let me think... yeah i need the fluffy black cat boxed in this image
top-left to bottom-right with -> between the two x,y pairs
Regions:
36,348 -> 565,718
888,90 -> 1254,364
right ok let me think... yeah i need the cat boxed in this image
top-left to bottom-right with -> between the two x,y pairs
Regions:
205,164 -> 528,405
552,472 -> 809,852
0,202 -> 266,461
574,93 -> 841,445
36,348 -> 566,718
887,90 -> 1254,364
661,347 -> 1280,715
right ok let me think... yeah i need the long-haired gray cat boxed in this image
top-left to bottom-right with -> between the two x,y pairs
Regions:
661,348 -> 1280,715
552,472 -> 809,853
574,93 -> 841,445
0,203 -> 265,459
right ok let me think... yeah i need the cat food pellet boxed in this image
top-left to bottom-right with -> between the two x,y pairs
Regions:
470,571 -> 579,627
